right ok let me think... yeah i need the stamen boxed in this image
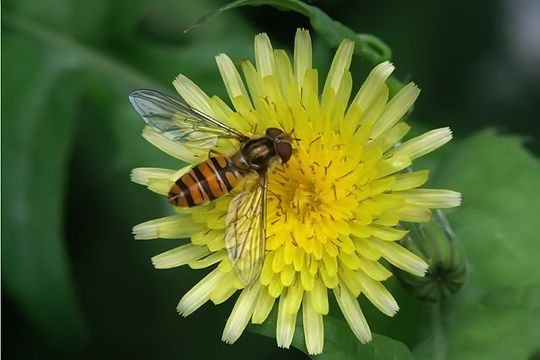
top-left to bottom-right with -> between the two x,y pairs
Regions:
324,161 -> 333,176
290,235 -> 297,247
308,135 -> 322,149
336,169 -> 354,181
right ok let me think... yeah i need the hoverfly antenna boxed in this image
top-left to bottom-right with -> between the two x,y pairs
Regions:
288,129 -> 301,143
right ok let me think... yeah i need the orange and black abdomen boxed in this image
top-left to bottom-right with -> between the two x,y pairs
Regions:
169,156 -> 242,207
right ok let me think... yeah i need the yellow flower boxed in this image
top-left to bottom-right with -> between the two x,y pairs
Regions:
131,29 -> 461,355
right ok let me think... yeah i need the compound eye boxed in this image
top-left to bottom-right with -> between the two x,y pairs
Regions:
266,127 -> 283,139
276,141 -> 292,163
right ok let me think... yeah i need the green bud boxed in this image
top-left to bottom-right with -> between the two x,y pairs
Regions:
394,210 -> 466,302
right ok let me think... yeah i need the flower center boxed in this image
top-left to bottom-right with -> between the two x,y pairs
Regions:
265,130 -> 361,257
275,162 -> 322,221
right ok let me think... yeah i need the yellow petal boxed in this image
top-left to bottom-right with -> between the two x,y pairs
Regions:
401,189 -> 462,208
371,238 -> 428,276
333,284 -> 372,343
177,268 -> 224,316
294,28 -> 312,86
173,73 -> 214,115
323,39 -> 354,94
151,244 -> 209,269
392,170 -> 429,191
371,82 -> 420,139
390,127 -> 453,160
276,291 -> 297,348
255,33 -> 275,77
133,214 -> 206,240
252,287 -> 276,324
302,290 -> 324,355
216,53 -> 252,108
222,283 -> 262,344
351,61 -> 394,111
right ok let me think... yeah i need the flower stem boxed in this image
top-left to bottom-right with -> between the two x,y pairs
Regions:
431,303 -> 446,360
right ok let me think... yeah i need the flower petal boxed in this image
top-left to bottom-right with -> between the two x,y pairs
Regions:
310,278 -> 329,314
351,61 -> 394,111
356,271 -> 399,316
294,28 -> 312,86
282,278 -> 303,315
133,214 -> 206,240
401,189 -> 462,208
276,291 -> 298,348
371,82 -> 420,139
189,251 -> 226,269
222,283 -> 262,344
333,283 -> 372,343
173,74 -> 214,115
130,167 -> 175,186
215,53 -> 252,108
371,237 -> 428,276
177,268 -> 225,316
241,60 -> 264,101
130,167 -> 176,196
251,287 -> 276,324
142,127 -> 199,162
323,39 -> 354,94
392,170 -> 429,191
210,271 -> 239,304
391,205 -> 432,222
152,244 -> 210,269
274,49 -> 294,95
255,33 -> 275,77
366,122 -> 411,153
303,290 -> 324,355
358,256 -> 392,281
390,127 -> 453,160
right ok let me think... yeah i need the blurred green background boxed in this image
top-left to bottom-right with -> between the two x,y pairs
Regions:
3,0 -> 540,359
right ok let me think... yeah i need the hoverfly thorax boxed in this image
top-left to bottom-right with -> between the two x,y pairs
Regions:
234,128 -> 293,173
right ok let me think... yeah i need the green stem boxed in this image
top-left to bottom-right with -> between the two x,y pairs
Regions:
186,0 -> 406,94
3,11 -> 167,92
431,303 -> 446,360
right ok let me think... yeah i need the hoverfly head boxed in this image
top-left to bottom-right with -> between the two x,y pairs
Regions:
265,127 -> 295,164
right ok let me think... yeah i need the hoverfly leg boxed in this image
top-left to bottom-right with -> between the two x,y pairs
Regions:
208,148 -> 224,158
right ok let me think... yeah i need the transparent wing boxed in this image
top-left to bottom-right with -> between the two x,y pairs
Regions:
225,174 -> 268,286
129,89 -> 246,148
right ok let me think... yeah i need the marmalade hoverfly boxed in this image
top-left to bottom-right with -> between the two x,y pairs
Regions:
129,89 -> 294,285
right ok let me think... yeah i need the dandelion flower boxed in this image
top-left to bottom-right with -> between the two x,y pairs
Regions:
130,29 -> 461,355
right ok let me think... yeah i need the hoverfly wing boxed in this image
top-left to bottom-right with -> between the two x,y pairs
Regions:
225,174 -> 268,286
129,89 -> 246,147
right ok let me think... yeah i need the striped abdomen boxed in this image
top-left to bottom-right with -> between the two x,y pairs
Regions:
169,156 -> 242,207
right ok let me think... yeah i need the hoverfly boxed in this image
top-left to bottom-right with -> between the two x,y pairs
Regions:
129,89 -> 293,285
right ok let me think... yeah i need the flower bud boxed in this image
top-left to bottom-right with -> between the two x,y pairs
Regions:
394,210 -> 466,302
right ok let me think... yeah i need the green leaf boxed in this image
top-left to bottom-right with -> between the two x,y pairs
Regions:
2,32 -> 88,347
412,130 -> 540,359
433,129 -> 540,289
415,285 -> 540,360
250,310 -> 414,359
